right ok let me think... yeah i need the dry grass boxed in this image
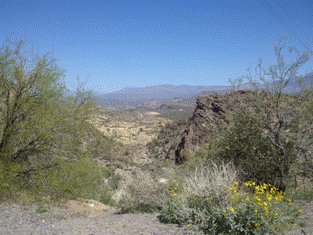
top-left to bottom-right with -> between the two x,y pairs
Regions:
118,174 -> 164,213
159,162 -> 238,226
183,162 -> 237,201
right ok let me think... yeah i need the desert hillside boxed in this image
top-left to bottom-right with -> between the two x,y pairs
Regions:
1,1 -> 313,232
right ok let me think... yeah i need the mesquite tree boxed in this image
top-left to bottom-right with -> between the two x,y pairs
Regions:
0,41 -> 94,175
221,44 -> 313,189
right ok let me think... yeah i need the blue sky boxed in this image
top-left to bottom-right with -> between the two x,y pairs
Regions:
1,0 -> 313,92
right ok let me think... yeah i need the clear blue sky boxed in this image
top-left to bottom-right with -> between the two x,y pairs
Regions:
1,0 -> 313,92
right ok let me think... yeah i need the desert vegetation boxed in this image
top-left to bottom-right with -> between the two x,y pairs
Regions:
219,44 -> 313,190
160,163 -> 301,234
1,40 -> 313,234
0,41 -> 120,202
147,43 -> 313,234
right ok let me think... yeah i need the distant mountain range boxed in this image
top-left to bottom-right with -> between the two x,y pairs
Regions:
282,72 -> 313,93
96,73 -> 313,106
97,84 -> 229,105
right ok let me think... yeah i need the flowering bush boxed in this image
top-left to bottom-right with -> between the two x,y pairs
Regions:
160,176 -> 301,234
215,181 -> 301,234
159,187 -> 188,224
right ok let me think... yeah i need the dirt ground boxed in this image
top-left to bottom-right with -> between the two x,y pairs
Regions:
1,200 -> 313,235
0,202 -> 193,235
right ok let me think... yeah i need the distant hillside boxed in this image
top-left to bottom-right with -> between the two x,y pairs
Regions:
282,72 -> 313,93
242,72 -> 313,93
147,72 -> 313,162
147,91 -> 248,162
96,72 -> 313,106
97,84 -> 229,106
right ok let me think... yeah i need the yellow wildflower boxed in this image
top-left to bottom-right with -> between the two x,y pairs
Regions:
228,187 -> 237,193
270,187 -> 277,194
262,183 -> 268,189
229,207 -> 236,213
244,181 -> 255,187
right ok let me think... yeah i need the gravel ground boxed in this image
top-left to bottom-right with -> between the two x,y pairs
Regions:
0,204 -> 192,235
1,202 -> 312,235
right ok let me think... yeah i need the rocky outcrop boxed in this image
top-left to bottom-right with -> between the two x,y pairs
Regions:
147,120 -> 187,160
175,91 -> 247,163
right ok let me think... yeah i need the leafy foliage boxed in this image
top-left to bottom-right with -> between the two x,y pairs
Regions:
0,41 -> 112,201
33,156 -> 105,199
0,42 -> 96,167
216,112 -> 295,187
212,44 -> 313,189
160,164 -> 300,234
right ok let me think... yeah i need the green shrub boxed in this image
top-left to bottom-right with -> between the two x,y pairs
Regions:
206,181 -> 300,234
216,113 -> 296,189
161,163 -> 237,228
34,156 -> 105,199
99,192 -> 115,206
108,174 -> 121,190
159,164 -> 300,234
288,189 -> 313,202
0,41 -> 119,203
160,194 -> 189,224
0,161 -> 22,200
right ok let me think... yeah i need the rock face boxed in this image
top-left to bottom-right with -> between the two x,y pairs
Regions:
147,120 -> 187,160
175,91 -> 246,163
